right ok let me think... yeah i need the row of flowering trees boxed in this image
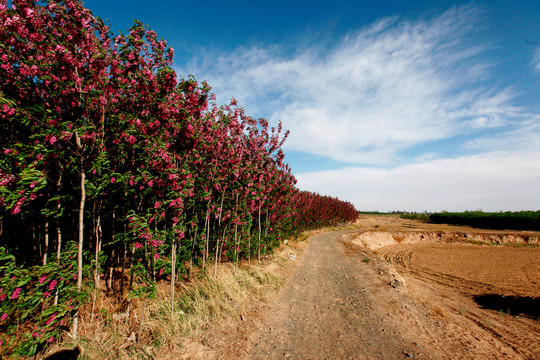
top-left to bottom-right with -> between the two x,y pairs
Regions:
0,0 -> 357,356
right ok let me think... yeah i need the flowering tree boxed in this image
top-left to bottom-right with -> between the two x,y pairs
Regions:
0,0 -> 358,356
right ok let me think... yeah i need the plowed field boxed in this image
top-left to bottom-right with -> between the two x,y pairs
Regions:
346,215 -> 540,359
378,244 -> 540,298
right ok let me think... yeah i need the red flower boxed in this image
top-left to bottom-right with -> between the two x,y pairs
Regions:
11,288 -> 21,300
48,279 -> 58,291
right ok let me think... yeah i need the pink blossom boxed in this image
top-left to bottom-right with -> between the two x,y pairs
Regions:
46,313 -> 57,325
134,242 -> 143,249
11,288 -> 21,300
150,239 -> 164,248
110,177 -> 116,183
39,275 -> 48,284
30,181 -> 37,188
49,280 -> 57,291
153,253 -> 159,260
44,291 -> 51,298
154,201 -> 160,209
158,268 -> 164,276
48,336 -> 54,343
0,313 -> 8,322
60,131 -> 72,141
49,136 -> 57,145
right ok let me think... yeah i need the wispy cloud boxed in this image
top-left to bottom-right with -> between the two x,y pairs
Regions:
180,5 -> 530,166
533,46 -> 540,73
296,151 -> 540,212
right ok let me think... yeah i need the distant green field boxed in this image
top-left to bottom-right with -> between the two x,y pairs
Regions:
428,211 -> 540,231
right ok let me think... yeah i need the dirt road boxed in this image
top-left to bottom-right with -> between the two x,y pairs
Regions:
248,231 -> 430,359
183,216 -> 539,359
244,221 -> 539,359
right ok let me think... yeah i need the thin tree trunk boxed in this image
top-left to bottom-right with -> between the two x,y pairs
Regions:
73,131 -> 85,339
43,220 -> 49,266
91,214 -> 102,324
189,232 -> 196,278
108,248 -> 115,291
55,174 -> 63,262
233,193 -> 239,273
120,243 -> 126,294
203,208 -> 210,268
73,166 -> 85,339
214,192 -> 226,277
247,227 -> 251,264
54,192 -> 62,306
214,225 -> 227,278
170,240 -> 176,320
257,204 -> 262,262
234,223 -> 239,273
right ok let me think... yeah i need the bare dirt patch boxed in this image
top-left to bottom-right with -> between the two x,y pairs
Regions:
172,216 -> 540,359
349,215 -> 540,359
379,244 -> 540,297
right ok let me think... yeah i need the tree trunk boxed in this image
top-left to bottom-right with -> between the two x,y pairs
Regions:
214,193 -> 226,277
170,240 -> 176,320
203,208 -> 210,268
257,204 -> 262,262
91,214 -> 102,324
43,220 -> 49,266
72,166 -> 85,339
234,223 -> 239,273
189,232 -> 196,278
54,184 -> 62,306
73,132 -> 85,340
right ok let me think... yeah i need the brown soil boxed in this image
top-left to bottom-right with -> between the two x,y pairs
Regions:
181,216 -> 540,359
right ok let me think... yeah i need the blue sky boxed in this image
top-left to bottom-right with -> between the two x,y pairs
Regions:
83,0 -> 540,212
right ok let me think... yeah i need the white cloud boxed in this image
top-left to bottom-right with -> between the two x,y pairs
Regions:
464,116 -> 540,153
180,5 -> 527,165
296,151 -> 540,212
176,4 -> 540,211
534,47 -> 540,73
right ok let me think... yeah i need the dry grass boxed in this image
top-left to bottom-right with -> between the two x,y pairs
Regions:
430,304 -> 450,319
40,239 -> 305,360
146,263 -> 282,345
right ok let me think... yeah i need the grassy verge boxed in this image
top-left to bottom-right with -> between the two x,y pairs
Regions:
40,238 -> 307,360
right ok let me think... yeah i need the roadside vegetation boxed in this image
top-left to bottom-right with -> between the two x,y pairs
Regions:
0,1 -> 357,357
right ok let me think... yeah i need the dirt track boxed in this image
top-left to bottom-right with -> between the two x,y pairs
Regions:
246,224 -> 540,359
180,216 -> 540,359
248,231 -> 425,359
